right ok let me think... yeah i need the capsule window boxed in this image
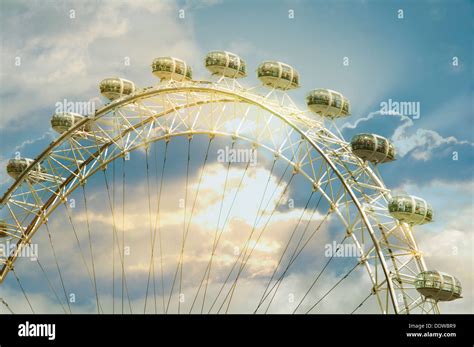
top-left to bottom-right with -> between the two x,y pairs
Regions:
175,61 -> 184,75
332,93 -> 342,108
342,100 -> 350,113
228,55 -> 239,70
281,65 -> 292,81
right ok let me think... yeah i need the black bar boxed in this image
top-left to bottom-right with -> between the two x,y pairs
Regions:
0,314 -> 472,346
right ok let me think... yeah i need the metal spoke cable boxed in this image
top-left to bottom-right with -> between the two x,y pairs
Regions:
292,234 -> 349,314
62,201 -> 103,313
207,155 -> 293,313
254,189 -> 315,312
259,174 -> 339,313
36,259 -> 67,314
44,222 -> 71,313
179,138 -> 213,312
305,262 -> 360,314
216,148 -> 303,313
150,141 -> 169,313
0,297 -> 14,314
81,185 -> 100,314
178,137 -> 192,313
201,147 -> 256,313
189,145 -> 259,313
144,146 -> 157,314
165,137 -> 192,314
12,268 -> 34,314
204,156 -> 283,314
121,156 -> 126,314
102,164 -> 132,313
261,208 -> 332,313
221,172 -> 296,313
197,140 -> 236,313
351,291 -> 373,314
112,157 -> 116,313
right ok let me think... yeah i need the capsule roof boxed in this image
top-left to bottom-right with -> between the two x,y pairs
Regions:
205,51 -> 246,78
99,77 -> 136,101
257,61 -> 299,90
350,133 -> 396,164
388,194 -> 433,225
152,57 -> 192,81
306,89 -> 350,118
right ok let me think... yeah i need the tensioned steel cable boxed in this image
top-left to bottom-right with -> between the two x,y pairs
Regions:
178,137 -> 192,313
102,170 -> 133,313
292,234 -> 349,314
262,209 -> 333,313
200,145 -> 256,313
179,138 -> 213,310
12,268 -> 34,314
81,184 -> 100,314
204,157 -> 282,313
206,153 -> 294,313
197,140 -> 236,313
44,222 -> 71,313
149,141 -> 169,313
189,145 -> 261,314
121,156 -> 126,314
144,146 -> 157,314
304,261 -> 360,314
216,143 -> 304,313
254,189 -> 315,312
0,297 -> 14,314
221,172 -> 296,313
44,151 -> 102,312
165,137 -> 192,314
112,156 -> 116,313
36,259 -> 67,314
258,173 -> 340,313
351,291 -> 373,314
62,201 -> 103,313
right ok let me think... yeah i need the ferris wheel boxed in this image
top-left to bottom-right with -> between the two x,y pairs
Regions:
0,51 -> 462,314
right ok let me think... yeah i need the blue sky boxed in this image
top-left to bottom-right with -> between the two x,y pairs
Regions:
0,0 -> 472,313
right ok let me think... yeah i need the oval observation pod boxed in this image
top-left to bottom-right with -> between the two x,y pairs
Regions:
0,219 -> 8,238
306,89 -> 350,118
152,57 -> 192,81
415,271 -> 462,301
51,112 -> 88,134
350,133 -> 396,164
388,195 -> 433,225
205,51 -> 246,78
6,158 -> 46,181
99,77 -> 136,101
257,61 -> 299,90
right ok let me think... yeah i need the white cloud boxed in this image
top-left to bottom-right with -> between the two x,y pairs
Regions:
341,110 -> 473,160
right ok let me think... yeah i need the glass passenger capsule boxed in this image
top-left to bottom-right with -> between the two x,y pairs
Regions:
205,51 -> 247,78
51,112 -> 89,134
6,158 -> 47,182
99,77 -> 136,100
415,271 -> 462,301
257,61 -> 299,90
306,89 -> 350,118
388,195 -> 433,225
350,133 -> 396,164
152,57 -> 192,81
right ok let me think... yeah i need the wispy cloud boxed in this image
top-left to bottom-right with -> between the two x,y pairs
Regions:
341,110 -> 474,160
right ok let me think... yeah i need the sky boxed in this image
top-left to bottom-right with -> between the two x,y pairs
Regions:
0,0 -> 472,314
